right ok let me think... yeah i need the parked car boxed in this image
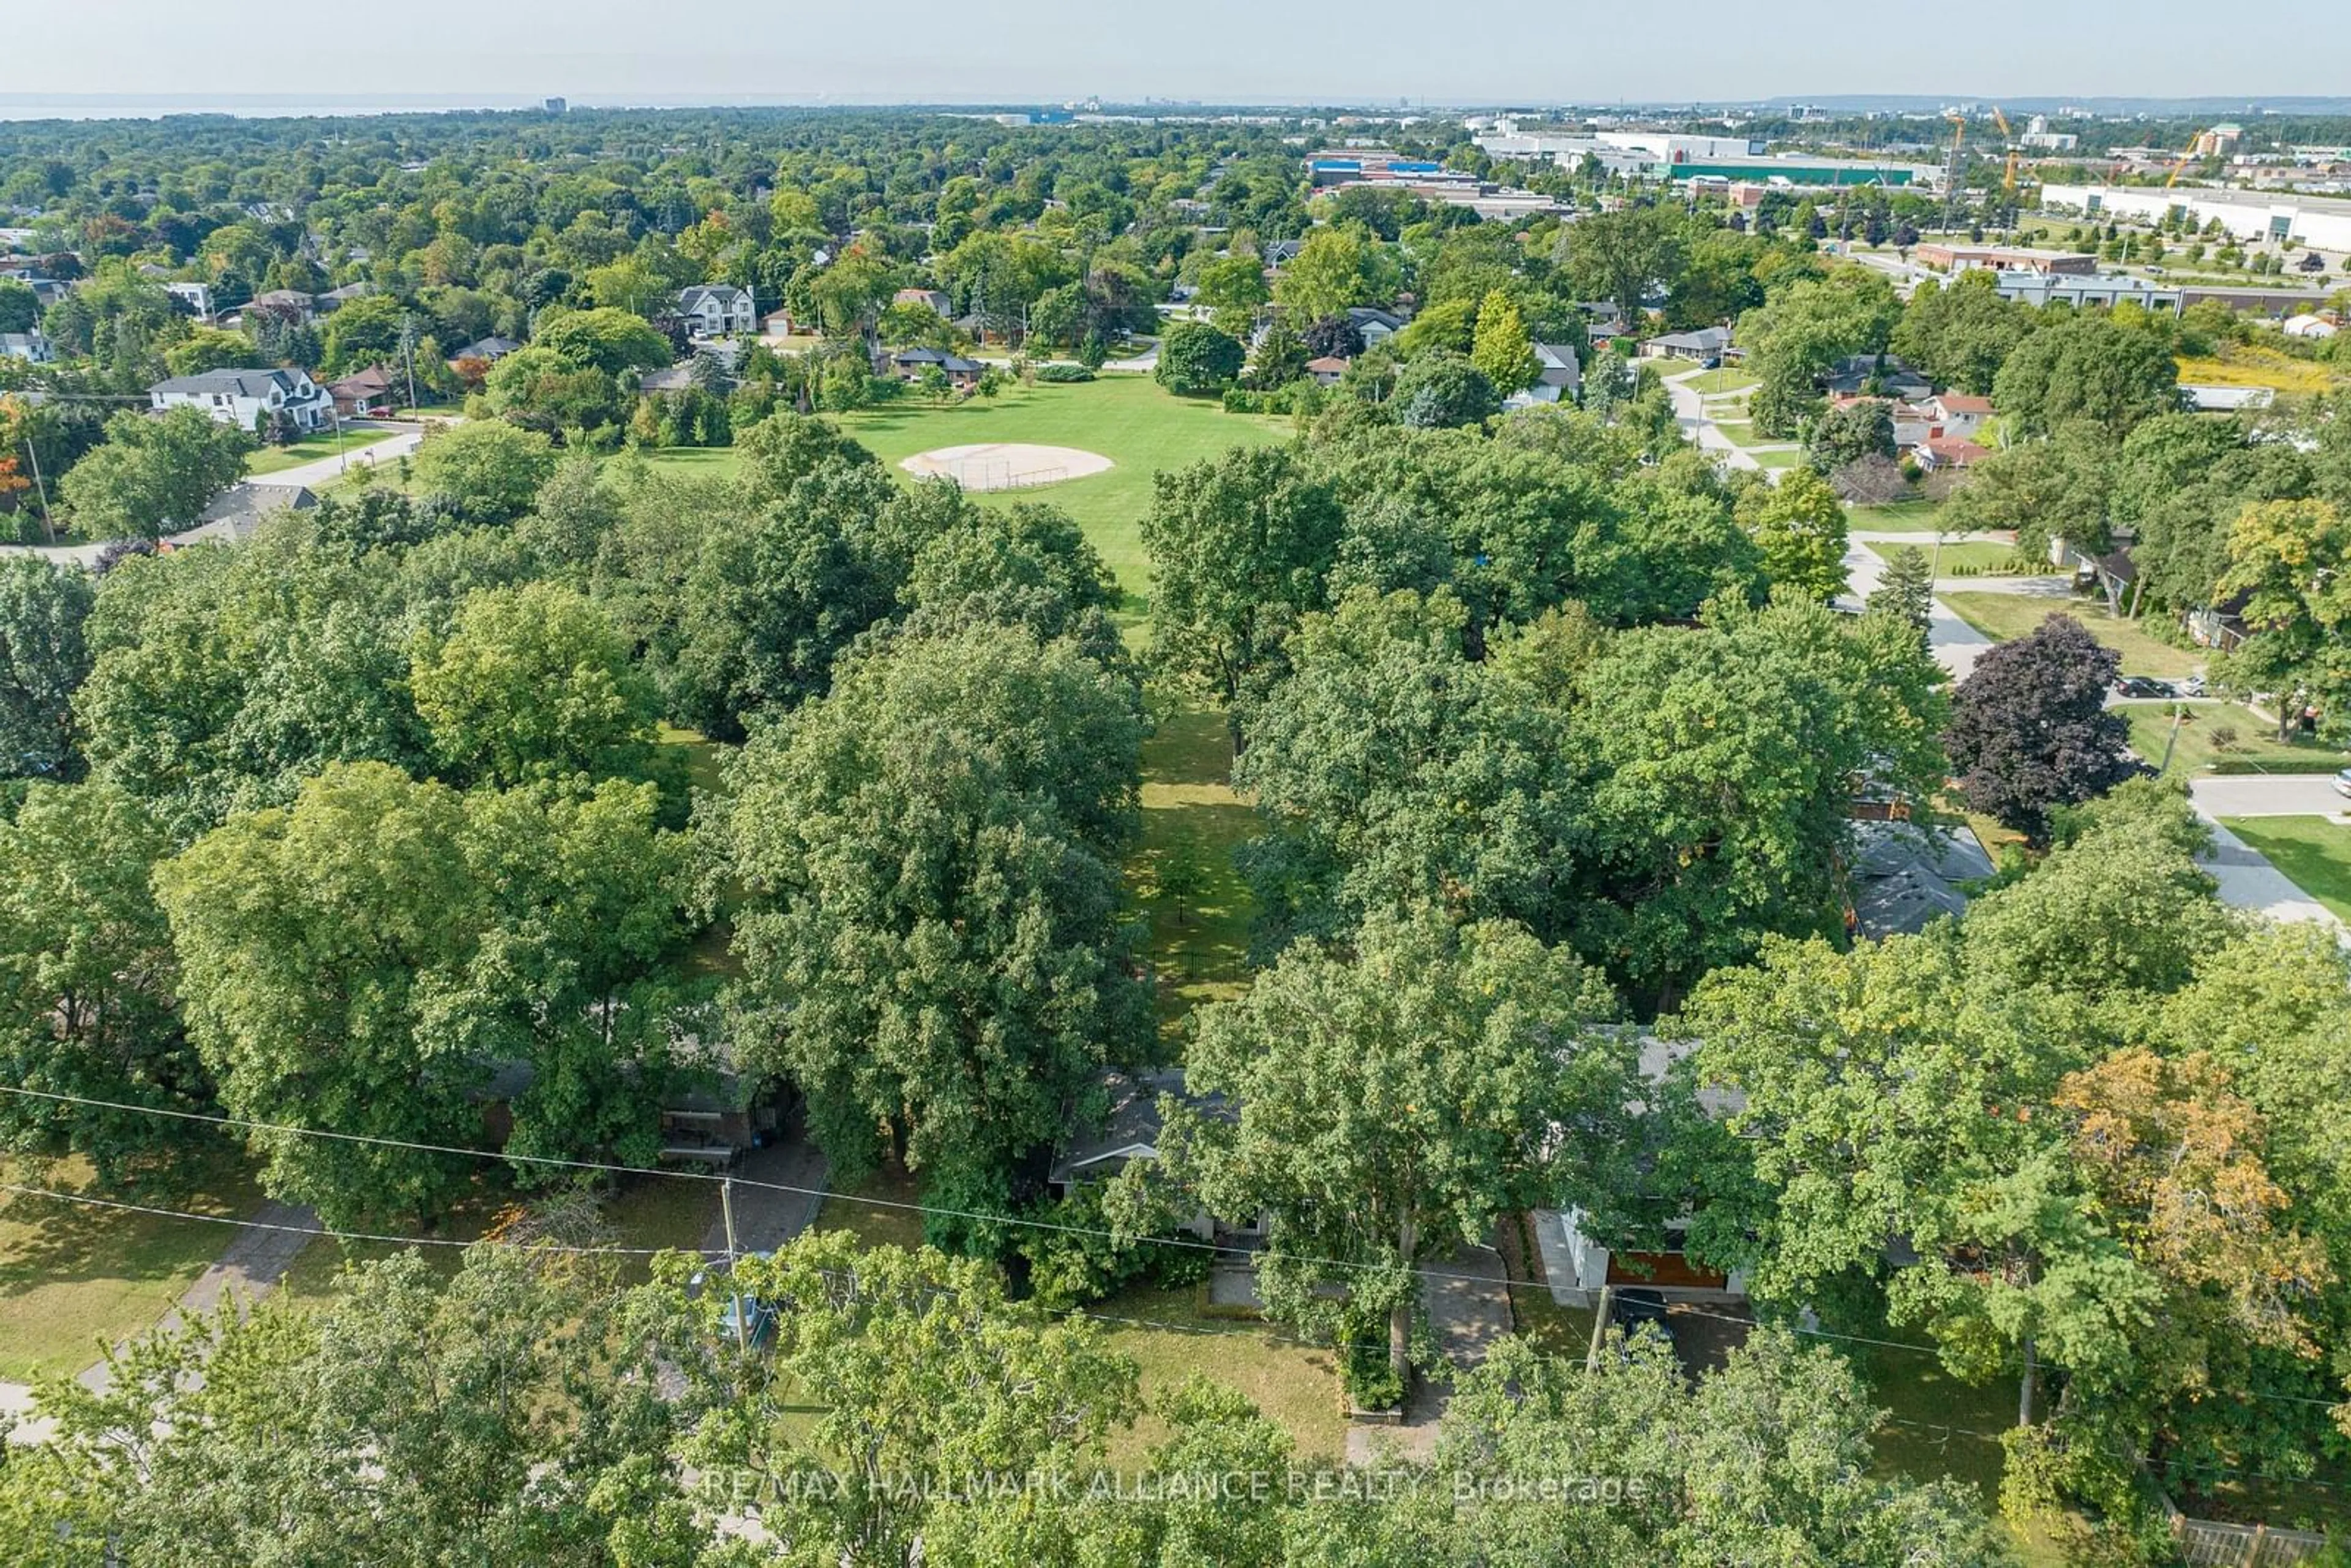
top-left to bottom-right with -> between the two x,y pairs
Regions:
718,1291 -> 778,1348
2114,677 -> 2175,699
2181,674 -> 2207,697
2334,767 -> 2351,800
1611,1286 -> 1674,1346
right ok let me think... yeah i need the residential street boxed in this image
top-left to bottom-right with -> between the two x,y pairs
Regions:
2189,775 -> 2351,818
247,422 -> 424,490
1839,534 -> 1993,681
1662,366 -> 1766,473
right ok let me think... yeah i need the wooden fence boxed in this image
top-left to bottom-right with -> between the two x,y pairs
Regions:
2165,1501 -> 2330,1566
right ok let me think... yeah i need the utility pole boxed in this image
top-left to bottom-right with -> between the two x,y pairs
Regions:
720,1175 -> 746,1353
18,424 -> 53,546
399,312 -> 419,411
2158,697 -> 2186,775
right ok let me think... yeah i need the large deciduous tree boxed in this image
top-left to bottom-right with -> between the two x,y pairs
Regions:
0,557 -> 93,781
1559,204 -> 1686,325
1150,905 -> 1632,1383
1139,445 -> 1345,720
715,625 -> 1148,1191
1469,288 -> 1539,395
408,582 -> 662,790
2215,498 -> 2351,743
1943,613 -> 2143,844
156,763 -> 689,1224
1154,320 -> 1245,396
412,420 -> 557,524
59,406 -> 252,540
1992,310 -> 2180,439
1735,467 -> 1851,602
0,782 -> 198,1186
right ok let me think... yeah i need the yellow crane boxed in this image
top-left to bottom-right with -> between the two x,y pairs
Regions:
1989,107 -> 2021,192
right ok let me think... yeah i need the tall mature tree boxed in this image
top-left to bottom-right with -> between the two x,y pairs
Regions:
1469,288 -> 1539,395
1140,445 -> 1345,721
1149,905 -> 1632,1382
1735,467 -> 1851,602
157,763 -> 689,1224
1569,598 -> 1948,998
1992,310 -> 2180,439
75,532 -> 426,835
0,557 -> 93,780
1559,204 -> 1686,324
1890,270 -> 2034,396
1154,321 -> 1245,396
1235,590 -> 1574,945
2214,498 -> 2351,742
412,421 -> 558,524
0,782 -> 198,1185
1272,225 -> 1381,322
58,406 -> 252,539
901,501 -> 1125,669
1944,613 -> 2143,844
408,582 -> 662,790
1943,420 -> 2113,558
716,625 -> 1149,1190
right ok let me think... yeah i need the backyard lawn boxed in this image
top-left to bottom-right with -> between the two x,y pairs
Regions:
2218,817 -> 2351,923
0,1153 -> 262,1379
2119,702 -> 2348,777
1132,697 -> 1258,1031
1941,593 -> 2207,679
1752,448 -> 1804,470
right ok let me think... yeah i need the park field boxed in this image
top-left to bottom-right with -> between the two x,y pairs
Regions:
648,375 -> 1289,606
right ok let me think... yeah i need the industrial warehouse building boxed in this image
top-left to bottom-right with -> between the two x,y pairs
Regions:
2041,184 -> 2351,252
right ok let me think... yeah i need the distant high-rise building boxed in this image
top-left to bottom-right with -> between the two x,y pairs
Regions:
544,97 -> 568,114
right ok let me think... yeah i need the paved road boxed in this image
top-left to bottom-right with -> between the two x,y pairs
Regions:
1840,535 -> 1993,681
1662,368 -> 1762,473
249,423 -> 422,491
2191,775 -> 2351,818
2195,819 -> 2349,935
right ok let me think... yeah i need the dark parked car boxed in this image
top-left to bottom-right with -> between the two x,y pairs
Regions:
2114,676 -> 2175,699
1611,1286 -> 1674,1345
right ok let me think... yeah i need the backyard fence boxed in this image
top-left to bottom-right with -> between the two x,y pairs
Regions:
2165,1499 -> 2330,1566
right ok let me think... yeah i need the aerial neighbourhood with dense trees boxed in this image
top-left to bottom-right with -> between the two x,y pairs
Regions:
1,103 -> 2350,1566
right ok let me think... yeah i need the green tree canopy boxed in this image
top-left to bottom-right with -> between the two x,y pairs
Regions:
59,406 -> 252,539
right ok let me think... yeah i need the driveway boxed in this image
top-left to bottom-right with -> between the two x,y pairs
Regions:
1344,1242 -> 1512,1466
697,1103 -> 828,1258
4,1198 -> 320,1446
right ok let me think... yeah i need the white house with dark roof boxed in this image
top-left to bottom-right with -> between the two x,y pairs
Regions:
678,284 -> 757,338
149,368 -> 333,434
0,330 -> 53,364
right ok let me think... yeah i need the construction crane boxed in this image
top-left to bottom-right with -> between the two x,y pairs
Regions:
1942,113 -> 1969,229
1987,106 -> 2022,193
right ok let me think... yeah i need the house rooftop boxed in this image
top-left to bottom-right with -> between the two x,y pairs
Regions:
151,368 -> 309,398
1850,822 -> 1994,939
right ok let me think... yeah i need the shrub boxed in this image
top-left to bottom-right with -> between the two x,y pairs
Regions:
2206,724 -> 2240,754
1018,1181 -> 1156,1312
1340,1331 -> 1406,1411
1035,362 -> 1095,384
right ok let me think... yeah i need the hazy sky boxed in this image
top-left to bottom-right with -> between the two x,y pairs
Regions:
12,0 -> 2332,106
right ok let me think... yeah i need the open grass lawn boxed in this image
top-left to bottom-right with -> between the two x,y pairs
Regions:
1858,1343 -> 2018,1502
643,377 -> 1288,606
1685,365 -> 1758,396
1751,447 -> 1804,470
1941,593 -> 2207,679
2219,817 -> 2351,923
2120,702 -> 2348,777
2177,347 -> 2346,398
274,1187 -> 504,1307
244,427 -> 375,476
0,1153 -> 263,1379
809,1165 -> 929,1253
1710,419 -> 1767,448
1846,497 -> 1947,533
1133,696 -> 1256,1031
1092,1282 -> 1348,1469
